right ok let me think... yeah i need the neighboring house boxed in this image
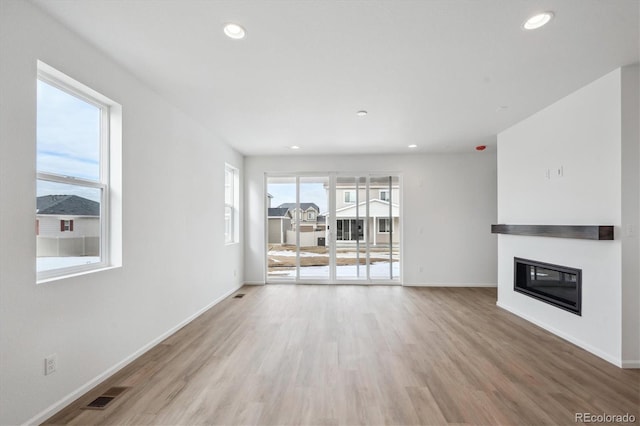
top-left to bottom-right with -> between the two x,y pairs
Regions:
267,202 -> 326,246
275,202 -> 323,231
330,184 -> 400,245
267,207 -> 291,245
268,188 -> 399,246
36,195 -> 100,257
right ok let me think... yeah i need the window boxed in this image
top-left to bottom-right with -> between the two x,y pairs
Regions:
61,220 -> 74,232
379,190 -> 390,201
344,190 -> 356,203
307,210 -> 316,220
225,163 -> 239,244
378,218 -> 391,233
36,62 -> 121,282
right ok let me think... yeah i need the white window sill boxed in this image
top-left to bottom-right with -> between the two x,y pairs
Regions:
37,265 -> 121,285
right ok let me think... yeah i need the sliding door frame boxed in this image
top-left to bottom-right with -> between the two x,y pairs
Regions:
264,171 -> 402,285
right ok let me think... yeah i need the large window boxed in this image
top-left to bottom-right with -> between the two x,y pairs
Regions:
36,62 -> 121,282
225,163 -> 239,244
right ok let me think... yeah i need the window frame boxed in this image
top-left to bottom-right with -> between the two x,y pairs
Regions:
344,190 -> 356,204
378,218 -> 391,233
224,163 -> 239,245
36,62 -> 120,283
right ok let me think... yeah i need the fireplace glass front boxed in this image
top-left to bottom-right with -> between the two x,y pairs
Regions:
514,258 -> 581,315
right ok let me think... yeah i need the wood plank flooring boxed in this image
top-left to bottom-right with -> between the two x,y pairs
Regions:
45,285 -> 639,425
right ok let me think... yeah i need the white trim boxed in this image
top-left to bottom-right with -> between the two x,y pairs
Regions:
36,61 -> 120,283
243,281 -> 266,285
224,163 -> 239,244
36,265 -> 121,285
403,282 -> 498,287
621,360 -> 640,369
496,301 -> 622,368
292,281 -> 402,286
22,283 -> 243,426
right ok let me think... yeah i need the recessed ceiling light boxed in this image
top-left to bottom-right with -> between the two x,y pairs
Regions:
356,110 -> 368,117
290,145 -> 300,150
408,144 -> 417,148
523,12 -> 554,30
224,23 -> 246,39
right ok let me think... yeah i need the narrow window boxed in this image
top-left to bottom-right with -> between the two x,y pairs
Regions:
225,163 -> 239,244
379,190 -> 390,201
36,62 -> 121,281
378,218 -> 391,233
344,191 -> 355,203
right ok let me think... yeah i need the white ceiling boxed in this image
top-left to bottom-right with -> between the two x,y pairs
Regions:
32,0 -> 639,156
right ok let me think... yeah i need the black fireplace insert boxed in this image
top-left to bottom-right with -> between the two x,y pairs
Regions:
514,257 -> 582,315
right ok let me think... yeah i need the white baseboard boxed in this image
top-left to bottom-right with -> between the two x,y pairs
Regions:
246,281 -> 496,287
403,282 -> 497,287
621,360 -> 640,369
23,283 -> 243,426
496,301 -> 622,368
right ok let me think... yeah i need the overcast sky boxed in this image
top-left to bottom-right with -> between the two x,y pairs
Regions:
268,181 -> 328,213
37,80 -> 101,202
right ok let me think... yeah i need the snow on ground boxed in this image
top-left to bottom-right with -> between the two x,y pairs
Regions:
37,256 -> 100,272
268,261 -> 399,278
269,250 -> 397,259
268,250 -> 326,257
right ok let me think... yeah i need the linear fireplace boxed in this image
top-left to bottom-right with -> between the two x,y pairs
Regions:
514,258 -> 582,315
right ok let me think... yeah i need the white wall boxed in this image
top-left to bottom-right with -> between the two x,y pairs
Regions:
621,65 -> 640,366
244,153 -> 497,285
0,2 -> 244,424
497,67 -> 639,367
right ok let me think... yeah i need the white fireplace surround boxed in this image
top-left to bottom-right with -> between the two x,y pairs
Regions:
496,66 -> 639,368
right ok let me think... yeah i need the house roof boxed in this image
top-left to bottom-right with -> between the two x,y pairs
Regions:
330,199 -> 399,218
36,195 -> 100,216
267,207 -> 290,218
277,203 -> 320,212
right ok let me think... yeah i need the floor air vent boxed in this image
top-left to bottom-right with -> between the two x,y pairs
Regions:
83,386 -> 129,410
234,293 -> 245,298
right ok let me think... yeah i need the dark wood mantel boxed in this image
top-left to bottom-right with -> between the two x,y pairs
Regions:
491,224 -> 614,240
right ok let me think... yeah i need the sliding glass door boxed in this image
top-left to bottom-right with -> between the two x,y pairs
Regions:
334,175 -> 400,281
266,175 -> 329,281
266,173 -> 400,283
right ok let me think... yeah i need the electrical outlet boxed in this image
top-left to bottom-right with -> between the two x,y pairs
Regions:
44,354 -> 57,376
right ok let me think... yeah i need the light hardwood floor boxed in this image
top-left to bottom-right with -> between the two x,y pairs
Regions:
45,285 -> 639,425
